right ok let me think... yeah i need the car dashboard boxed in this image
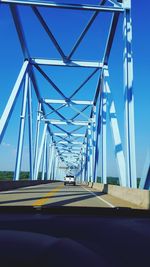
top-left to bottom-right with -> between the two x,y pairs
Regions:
0,206 -> 150,267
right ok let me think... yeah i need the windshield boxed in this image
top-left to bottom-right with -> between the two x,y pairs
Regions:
0,0 -> 149,210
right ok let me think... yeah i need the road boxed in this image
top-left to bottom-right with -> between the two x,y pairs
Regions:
0,182 -> 139,208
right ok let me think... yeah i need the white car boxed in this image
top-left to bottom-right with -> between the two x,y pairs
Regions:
64,175 -> 76,186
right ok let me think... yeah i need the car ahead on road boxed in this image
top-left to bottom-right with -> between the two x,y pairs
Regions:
64,175 -> 76,186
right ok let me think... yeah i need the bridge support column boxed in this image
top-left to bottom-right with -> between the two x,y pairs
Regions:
84,137 -> 88,183
88,124 -> 93,183
103,68 -> 127,187
34,123 -> 48,180
42,132 -> 47,180
101,76 -> 107,184
123,2 -> 137,188
92,105 -> 96,182
51,147 -> 56,180
28,77 -> 34,180
14,71 -> 29,181
47,142 -> 54,180
82,146 -> 86,183
94,94 -> 102,183
33,102 -> 41,179
54,152 -> 58,180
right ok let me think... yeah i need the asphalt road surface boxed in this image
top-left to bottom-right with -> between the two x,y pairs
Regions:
0,182 -> 139,208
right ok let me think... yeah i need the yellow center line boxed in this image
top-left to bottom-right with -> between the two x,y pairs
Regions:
32,184 -> 64,206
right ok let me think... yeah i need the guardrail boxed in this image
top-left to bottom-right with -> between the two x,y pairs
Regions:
88,183 -> 150,209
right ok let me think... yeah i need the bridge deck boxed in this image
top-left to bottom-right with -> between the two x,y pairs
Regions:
0,182 -> 140,208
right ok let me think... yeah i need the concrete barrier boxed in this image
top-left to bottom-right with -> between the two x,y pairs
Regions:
89,183 -> 150,209
0,180 -> 60,192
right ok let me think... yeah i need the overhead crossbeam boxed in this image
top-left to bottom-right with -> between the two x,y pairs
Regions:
43,99 -> 93,105
31,58 -> 103,69
44,119 -> 89,126
56,146 -> 81,150
58,141 -> 82,145
53,133 -> 85,137
1,0 -> 124,12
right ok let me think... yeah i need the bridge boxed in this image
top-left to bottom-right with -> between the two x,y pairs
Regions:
0,0 -> 149,209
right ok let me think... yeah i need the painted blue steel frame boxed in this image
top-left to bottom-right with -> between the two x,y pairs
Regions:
0,0 -> 139,188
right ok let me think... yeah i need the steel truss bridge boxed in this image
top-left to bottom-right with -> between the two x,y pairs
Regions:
0,0 -> 149,189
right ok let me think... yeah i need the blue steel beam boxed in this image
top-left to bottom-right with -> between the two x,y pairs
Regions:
101,76 -> 107,184
93,94 -> 102,183
71,106 -> 89,121
104,70 -> 127,187
69,68 -> 99,99
47,141 -> 53,180
27,77 -> 34,180
44,103 -> 68,121
92,105 -> 96,182
139,151 -> 150,189
32,7 -> 66,60
34,123 -> 48,180
33,102 -> 41,179
44,104 -> 67,117
42,131 -> 47,180
67,0 -> 107,60
0,60 -> 29,144
103,12 -> 120,65
123,1 -> 136,188
31,58 -> 103,69
1,0 -> 124,12
14,72 -> 29,180
34,64 -> 67,99
10,5 -> 30,58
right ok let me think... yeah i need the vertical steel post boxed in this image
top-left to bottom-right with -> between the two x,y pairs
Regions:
80,153 -> 82,183
88,123 -> 93,183
51,148 -> 56,180
84,137 -> 88,183
47,141 -> 54,180
14,72 -> 29,181
101,76 -> 107,184
94,94 -> 102,183
42,132 -> 47,180
82,146 -> 85,182
123,0 -> 137,188
54,152 -> 58,180
92,105 -> 96,182
139,151 -> 150,189
28,77 -> 34,180
104,71 -> 127,187
33,102 -> 41,179
45,138 -> 48,179
34,123 -> 48,180
86,138 -> 89,183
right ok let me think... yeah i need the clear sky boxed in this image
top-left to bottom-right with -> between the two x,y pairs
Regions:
0,0 -> 149,178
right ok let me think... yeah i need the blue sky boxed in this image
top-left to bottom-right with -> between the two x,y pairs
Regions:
0,0 -> 149,178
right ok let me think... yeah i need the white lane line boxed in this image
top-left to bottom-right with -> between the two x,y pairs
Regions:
82,186 -> 115,208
